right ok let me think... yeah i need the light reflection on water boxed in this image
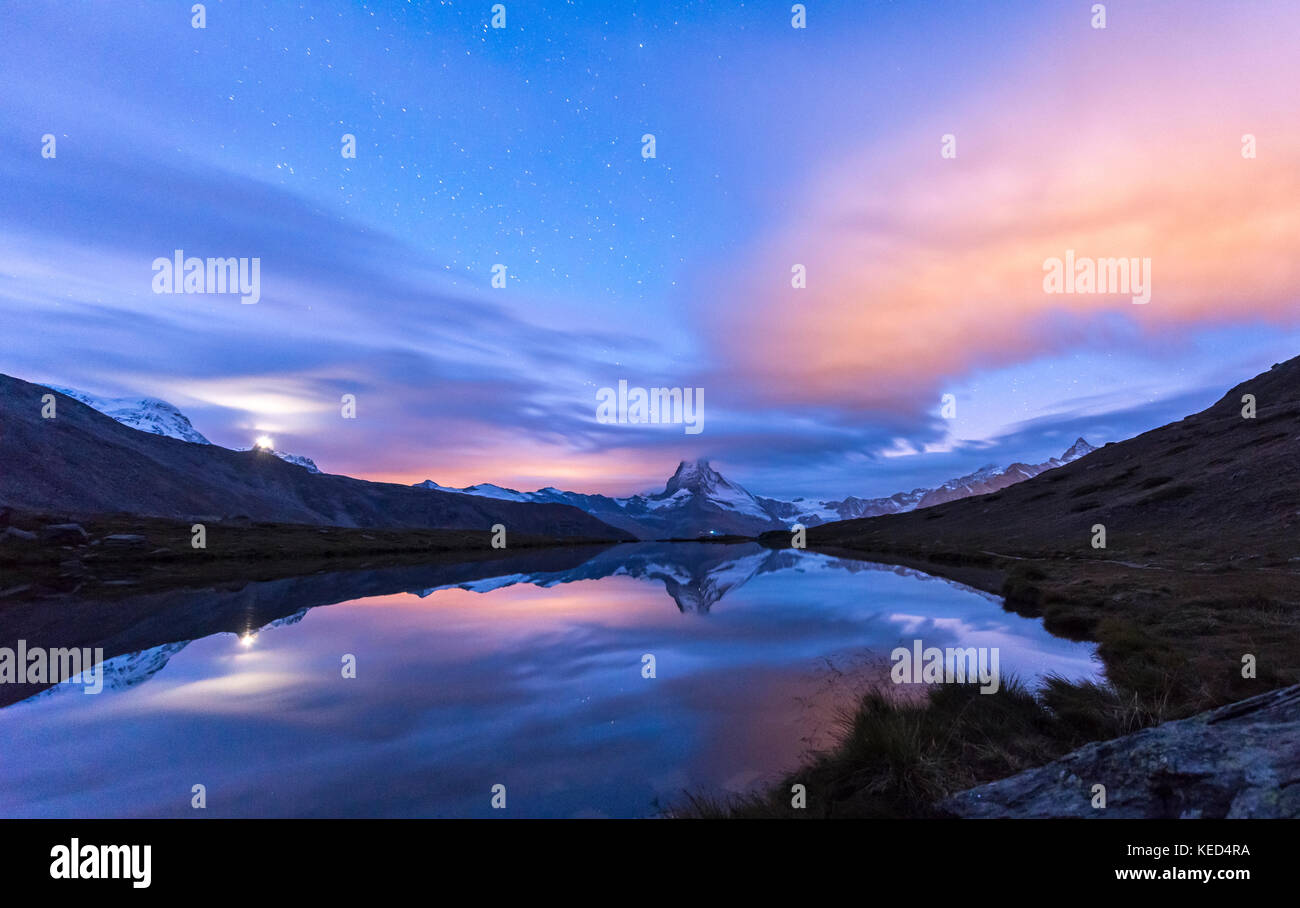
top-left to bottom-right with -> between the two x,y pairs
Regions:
0,543 -> 1098,818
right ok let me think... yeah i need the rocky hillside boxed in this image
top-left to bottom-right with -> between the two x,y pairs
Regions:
0,375 -> 631,539
801,357 -> 1300,565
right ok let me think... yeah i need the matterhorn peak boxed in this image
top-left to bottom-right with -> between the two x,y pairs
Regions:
673,457 -> 712,471
664,458 -> 723,495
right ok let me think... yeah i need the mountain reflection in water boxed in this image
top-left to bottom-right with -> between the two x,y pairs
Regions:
0,543 -> 1099,817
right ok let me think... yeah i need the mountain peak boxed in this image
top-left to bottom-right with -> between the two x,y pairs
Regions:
673,457 -> 713,472
44,384 -> 211,445
665,458 -> 722,494
235,445 -> 322,473
1061,437 -> 1097,462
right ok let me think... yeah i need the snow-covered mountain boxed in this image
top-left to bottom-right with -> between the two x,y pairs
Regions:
417,459 -> 787,539
45,383 -> 322,472
409,541 -> 800,613
911,437 -> 1097,508
416,440 -> 1099,539
20,640 -> 191,705
234,445 -> 322,473
275,452 -> 322,473
756,487 -> 931,525
1057,437 -> 1099,464
758,439 -> 1099,525
45,385 -> 212,444
44,377 -> 1096,536
405,541 -> 997,614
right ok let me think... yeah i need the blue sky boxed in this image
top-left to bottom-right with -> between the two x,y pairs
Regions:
3,0 -> 1299,498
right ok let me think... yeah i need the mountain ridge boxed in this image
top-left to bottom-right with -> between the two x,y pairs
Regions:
43,385 -> 212,445
43,382 -> 321,473
800,356 -> 1300,563
418,442 -> 1098,540
0,374 -> 631,539
20,374 -> 1099,541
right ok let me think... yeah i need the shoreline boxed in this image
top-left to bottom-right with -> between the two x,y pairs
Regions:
0,508 -> 627,599
5,506 -> 1297,818
673,529 -> 1300,817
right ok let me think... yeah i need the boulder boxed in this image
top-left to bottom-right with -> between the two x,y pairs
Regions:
941,684 -> 1300,818
39,523 -> 89,546
101,533 -> 149,549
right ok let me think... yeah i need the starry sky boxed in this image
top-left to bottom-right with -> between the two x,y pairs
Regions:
3,0 -> 1299,499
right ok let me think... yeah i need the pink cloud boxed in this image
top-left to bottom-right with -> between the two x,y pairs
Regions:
713,3 -> 1300,412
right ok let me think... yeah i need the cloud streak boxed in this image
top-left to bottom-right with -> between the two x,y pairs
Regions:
2,1 -> 1299,498
716,3 -> 1300,417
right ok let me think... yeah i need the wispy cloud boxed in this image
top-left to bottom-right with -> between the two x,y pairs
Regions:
2,0 -> 1298,498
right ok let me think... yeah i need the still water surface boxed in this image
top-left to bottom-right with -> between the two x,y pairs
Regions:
0,543 -> 1098,817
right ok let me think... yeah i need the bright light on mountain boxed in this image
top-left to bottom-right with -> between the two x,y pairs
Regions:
254,435 -> 274,451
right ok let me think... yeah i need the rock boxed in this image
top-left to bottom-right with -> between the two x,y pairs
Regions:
39,523 -> 89,546
0,527 -> 37,543
940,685 -> 1300,818
101,533 -> 148,549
